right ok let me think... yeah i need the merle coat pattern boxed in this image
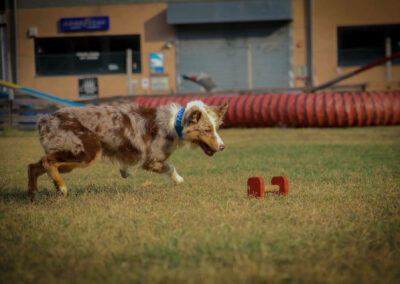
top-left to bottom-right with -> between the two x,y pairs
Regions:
28,101 -> 228,201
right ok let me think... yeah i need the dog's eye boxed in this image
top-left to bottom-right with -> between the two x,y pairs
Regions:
205,129 -> 212,133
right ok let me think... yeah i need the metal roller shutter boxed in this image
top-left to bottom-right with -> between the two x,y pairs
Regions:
176,22 -> 291,93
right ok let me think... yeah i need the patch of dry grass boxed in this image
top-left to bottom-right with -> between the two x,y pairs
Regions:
0,127 -> 399,283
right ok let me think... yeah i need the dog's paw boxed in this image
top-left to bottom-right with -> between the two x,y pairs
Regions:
120,168 -> 130,178
58,185 -> 68,196
173,175 -> 184,185
28,190 -> 36,202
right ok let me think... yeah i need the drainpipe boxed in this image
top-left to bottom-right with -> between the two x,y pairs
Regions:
13,0 -> 18,84
304,0 -> 314,88
385,37 -> 391,82
126,48 -> 132,95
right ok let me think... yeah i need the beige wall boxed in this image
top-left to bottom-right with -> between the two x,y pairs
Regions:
18,3 -> 176,100
312,0 -> 400,90
18,0 -> 400,99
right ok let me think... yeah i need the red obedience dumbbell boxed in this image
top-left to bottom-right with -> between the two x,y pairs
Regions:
247,176 -> 289,198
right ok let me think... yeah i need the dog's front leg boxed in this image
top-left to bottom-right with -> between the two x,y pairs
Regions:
166,164 -> 184,185
144,161 -> 184,185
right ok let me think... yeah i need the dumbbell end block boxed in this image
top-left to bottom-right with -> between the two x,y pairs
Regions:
271,176 -> 289,195
247,177 -> 265,198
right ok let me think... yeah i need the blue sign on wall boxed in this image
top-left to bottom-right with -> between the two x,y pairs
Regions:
60,16 -> 110,32
150,53 -> 165,74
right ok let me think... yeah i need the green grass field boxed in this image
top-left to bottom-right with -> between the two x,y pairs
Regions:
1,126 -> 399,283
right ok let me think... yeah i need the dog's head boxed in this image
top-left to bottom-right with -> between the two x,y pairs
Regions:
182,101 -> 228,156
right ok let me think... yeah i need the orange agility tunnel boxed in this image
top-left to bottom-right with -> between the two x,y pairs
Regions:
134,91 -> 400,127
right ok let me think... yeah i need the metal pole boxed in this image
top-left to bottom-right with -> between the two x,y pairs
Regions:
126,48 -> 132,95
0,27 -> 6,83
9,96 -> 13,126
304,0 -> 314,87
385,37 -> 391,82
310,51 -> 400,93
13,0 -> 18,84
247,44 -> 253,89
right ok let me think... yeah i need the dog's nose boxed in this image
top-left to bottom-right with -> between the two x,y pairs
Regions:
219,144 -> 225,151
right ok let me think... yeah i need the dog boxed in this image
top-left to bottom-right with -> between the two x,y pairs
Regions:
28,100 -> 228,201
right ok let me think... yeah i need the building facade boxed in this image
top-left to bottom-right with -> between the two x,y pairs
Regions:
293,0 -> 400,91
2,0 -> 400,100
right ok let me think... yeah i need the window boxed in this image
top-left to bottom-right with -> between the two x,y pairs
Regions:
337,24 -> 400,67
0,1 -> 5,13
35,35 -> 141,76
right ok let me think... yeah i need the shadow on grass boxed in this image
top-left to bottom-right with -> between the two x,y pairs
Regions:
0,188 -> 55,203
0,183 -> 161,203
70,183 -> 149,196
0,190 -> 30,202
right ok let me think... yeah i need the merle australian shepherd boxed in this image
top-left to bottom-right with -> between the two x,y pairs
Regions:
28,100 -> 228,201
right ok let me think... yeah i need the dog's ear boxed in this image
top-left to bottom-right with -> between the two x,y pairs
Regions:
188,109 -> 202,125
210,103 -> 229,119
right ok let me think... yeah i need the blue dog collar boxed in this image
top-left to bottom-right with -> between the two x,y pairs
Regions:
175,107 -> 185,138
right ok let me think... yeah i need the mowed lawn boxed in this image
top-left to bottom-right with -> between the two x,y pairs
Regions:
0,126 -> 399,283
